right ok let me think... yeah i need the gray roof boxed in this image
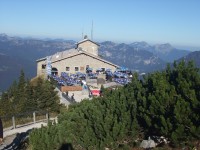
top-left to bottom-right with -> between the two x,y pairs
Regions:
36,48 -> 118,67
36,48 -> 77,62
77,39 -> 100,46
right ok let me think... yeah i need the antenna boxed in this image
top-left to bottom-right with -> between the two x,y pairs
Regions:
91,20 -> 93,40
82,27 -> 84,39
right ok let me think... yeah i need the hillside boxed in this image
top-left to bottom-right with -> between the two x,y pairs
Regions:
29,61 -> 200,149
129,42 -> 190,62
99,42 -> 166,72
152,43 -> 190,62
0,34 -> 75,90
178,51 -> 200,68
0,53 -> 21,91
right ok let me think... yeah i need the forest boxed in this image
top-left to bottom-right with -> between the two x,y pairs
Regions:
0,70 -> 61,116
1,61 -> 200,149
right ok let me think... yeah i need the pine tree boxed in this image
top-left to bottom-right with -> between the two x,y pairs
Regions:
24,80 -> 37,112
35,79 -> 60,112
0,92 -> 12,116
33,77 -> 44,110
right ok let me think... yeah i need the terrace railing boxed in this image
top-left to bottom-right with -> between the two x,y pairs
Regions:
1,111 -> 57,131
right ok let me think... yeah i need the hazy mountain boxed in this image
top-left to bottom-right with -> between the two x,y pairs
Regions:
129,41 -> 152,50
129,42 -> 190,62
178,51 -> 200,68
0,33 -> 76,91
152,43 -> 190,62
0,33 -> 76,61
99,42 -> 166,72
0,53 -> 28,91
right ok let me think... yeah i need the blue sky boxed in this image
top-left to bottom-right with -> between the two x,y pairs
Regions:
0,0 -> 200,50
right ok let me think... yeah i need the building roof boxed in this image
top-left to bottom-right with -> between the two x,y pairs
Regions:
36,48 -> 119,68
77,39 -> 100,46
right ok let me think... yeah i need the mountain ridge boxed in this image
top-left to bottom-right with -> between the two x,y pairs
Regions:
178,51 -> 200,68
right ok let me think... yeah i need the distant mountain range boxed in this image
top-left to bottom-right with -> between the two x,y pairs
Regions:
0,53 -> 21,90
0,33 -> 198,91
178,51 -> 200,68
128,42 -> 190,62
99,42 -> 165,72
0,33 -> 76,90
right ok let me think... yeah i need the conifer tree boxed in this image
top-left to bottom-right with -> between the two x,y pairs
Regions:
24,80 -> 37,112
28,61 -> 200,149
0,92 -> 12,116
12,70 -> 27,113
36,79 -> 60,112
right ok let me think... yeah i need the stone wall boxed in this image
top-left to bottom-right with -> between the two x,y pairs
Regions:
37,59 -> 47,76
50,53 -> 117,76
78,41 -> 98,56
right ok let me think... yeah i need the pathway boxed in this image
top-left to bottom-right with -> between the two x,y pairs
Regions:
0,121 -> 48,150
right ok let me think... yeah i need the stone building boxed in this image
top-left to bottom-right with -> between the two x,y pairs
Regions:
36,37 -> 118,77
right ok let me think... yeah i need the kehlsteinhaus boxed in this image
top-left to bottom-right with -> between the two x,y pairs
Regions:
36,37 -> 118,77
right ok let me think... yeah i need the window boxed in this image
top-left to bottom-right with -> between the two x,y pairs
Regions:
75,67 -> 79,71
42,64 -> 46,69
101,68 -> 105,72
80,66 -> 84,71
66,67 -> 70,71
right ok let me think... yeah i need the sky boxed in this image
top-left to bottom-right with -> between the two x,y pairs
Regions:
0,0 -> 200,50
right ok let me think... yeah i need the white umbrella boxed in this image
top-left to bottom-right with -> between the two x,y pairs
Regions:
140,137 -> 156,149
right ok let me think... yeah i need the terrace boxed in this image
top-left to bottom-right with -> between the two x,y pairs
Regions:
50,67 -> 133,103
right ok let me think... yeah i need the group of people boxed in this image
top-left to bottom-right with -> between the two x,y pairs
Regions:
0,117 -> 3,145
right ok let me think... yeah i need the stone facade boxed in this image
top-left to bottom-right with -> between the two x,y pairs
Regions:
37,59 -> 46,76
77,40 -> 99,56
36,38 -> 118,77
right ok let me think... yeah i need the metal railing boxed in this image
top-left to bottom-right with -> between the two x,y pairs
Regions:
1,111 -> 56,131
